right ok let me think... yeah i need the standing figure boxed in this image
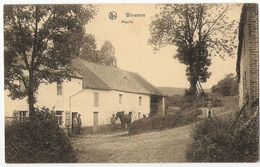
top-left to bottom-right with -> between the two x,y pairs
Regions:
77,114 -> 82,135
111,114 -> 116,130
138,112 -> 141,119
127,111 -> 133,132
72,115 -> 78,136
207,100 -> 212,118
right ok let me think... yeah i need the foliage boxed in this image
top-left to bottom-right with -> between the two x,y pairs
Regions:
4,4 -> 96,116
79,33 -> 98,62
183,89 -> 197,104
211,73 -> 239,96
5,108 -> 77,163
130,109 -> 201,135
166,94 -> 185,107
100,40 -> 117,66
186,115 -> 259,162
80,39 -> 117,67
149,4 -> 238,94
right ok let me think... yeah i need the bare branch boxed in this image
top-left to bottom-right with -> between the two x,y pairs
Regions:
203,5 -> 229,40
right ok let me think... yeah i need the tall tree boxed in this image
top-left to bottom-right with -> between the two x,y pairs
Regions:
80,38 -> 117,67
100,40 -> 117,67
4,5 -> 96,117
79,33 -> 99,62
149,4 -> 237,95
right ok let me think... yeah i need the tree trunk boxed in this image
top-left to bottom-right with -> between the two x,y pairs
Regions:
28,70 -> 36,118
188,63 -> 198,96
189,79 -> 197,95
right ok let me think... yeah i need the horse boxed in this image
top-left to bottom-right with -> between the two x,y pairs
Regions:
115,111 -> 132,130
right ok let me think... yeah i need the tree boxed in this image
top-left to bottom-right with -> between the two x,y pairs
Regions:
80,38 -> 117,67
149,4 -> 237,95
79,33 -> 99,62
100,40 -> 117,67
211,73 -> 238,96
4,5 -> 96,117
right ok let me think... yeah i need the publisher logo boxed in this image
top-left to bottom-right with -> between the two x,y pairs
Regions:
108,11 -> 117,20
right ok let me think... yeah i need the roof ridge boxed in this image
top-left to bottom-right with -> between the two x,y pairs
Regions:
78,58 -> 138,75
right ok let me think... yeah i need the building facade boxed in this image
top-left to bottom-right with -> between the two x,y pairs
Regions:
236,4 -> 259,111
5,58 -> 166,132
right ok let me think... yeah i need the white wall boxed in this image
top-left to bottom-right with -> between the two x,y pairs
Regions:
5,78 -> 151,128
36,78 -> 83,111
71,89 -> 150,127
5,78 -> 83,121
5,93 -> 29,118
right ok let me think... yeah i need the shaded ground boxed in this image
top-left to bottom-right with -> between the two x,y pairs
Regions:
71,96 -> 238,163
72,123 -> 195,162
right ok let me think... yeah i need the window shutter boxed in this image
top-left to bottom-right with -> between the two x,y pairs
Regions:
57,80 -> 63,95
65,111 -> 71,127
119,94 -> 123,104
139,96 -> 142,105
94,92 -> 99,107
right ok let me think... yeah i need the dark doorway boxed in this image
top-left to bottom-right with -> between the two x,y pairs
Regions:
150,96 -> 159,116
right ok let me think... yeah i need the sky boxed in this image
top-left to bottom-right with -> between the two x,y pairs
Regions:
85,4 -> 242,89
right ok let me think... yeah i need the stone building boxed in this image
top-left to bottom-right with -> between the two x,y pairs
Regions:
236,4 -> 259,111
5,58 -> 166,132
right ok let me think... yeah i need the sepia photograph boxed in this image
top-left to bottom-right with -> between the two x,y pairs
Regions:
2,1 -> 259,164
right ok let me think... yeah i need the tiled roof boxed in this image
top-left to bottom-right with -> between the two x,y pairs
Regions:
71,59 -> 110,90
71,58 -> 164,96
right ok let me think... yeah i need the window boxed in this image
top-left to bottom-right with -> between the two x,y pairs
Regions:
94,92 -> 99,107
18,111 -> 28,122
139,96 -> 142,106
55,111 -> 63,125
119,94 -> 123,104
57,80 -> 63,95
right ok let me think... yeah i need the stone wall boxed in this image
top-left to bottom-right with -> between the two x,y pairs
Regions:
247,4 -> 259,108
238,4 -> 259,111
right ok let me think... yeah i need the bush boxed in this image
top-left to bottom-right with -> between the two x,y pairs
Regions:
129,116 -> 163,134
186,115 -> 259,162
5,108 -> 77,163
194,95 -> 224,108
166,95 -> 185,107
130,108 -> 202,135
211,73 -> 238,96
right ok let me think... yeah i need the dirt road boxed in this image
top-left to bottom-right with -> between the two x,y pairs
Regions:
72,123 -> 196,163
72,96 -> 238,163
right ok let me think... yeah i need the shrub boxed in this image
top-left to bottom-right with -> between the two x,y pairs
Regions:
194,95 -> 224,108
166,95 -> 185,107
211,73 -> 238,96
130,108 -> 202,135
5,108 -> 77,163
186,115 -> 259,162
